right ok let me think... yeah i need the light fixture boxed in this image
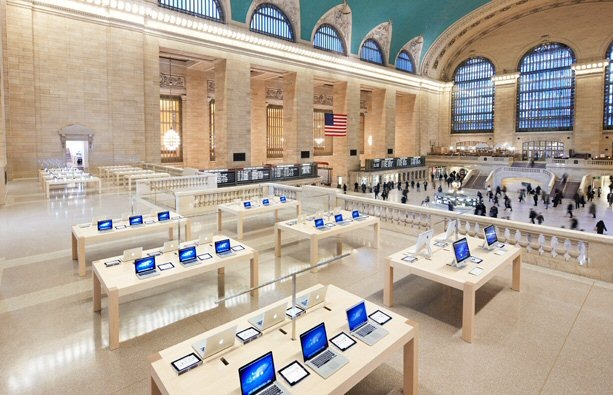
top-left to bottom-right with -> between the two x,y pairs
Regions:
163,57 -> 181,152
314,137 -> 325,146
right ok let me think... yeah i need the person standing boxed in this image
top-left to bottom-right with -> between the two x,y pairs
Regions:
529,208 -> 537,224
448,201 -> 454,211
608,192 -> 613,207
416,181 -> 421,192
354,182 -> 359,192
589,202 -> 597,219
595,219 -> 607,234
567,203 -> 574,218
533,193 -> 538,207
489,205 -> 498,218
570,217 -> 579,230
536,212 -> 545,225
343,184 -> 347,194
424,180 -> 428,191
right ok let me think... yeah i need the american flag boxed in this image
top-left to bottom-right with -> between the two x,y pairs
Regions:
324,113 -> 348,137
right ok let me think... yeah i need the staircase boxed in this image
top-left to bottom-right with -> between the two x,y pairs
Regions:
563,181 -> 580,198
463,175 -> 487,190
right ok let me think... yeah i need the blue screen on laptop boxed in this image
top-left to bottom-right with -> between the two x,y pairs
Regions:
157,211 -> 170,221
243,201 -> 251,208
352,210 -> 359,219
97,219 -> 113,231
179,246 -> 197,262
300,323 -> 328,361
453,238 -> 471,263
335,214 -> 343,223
239,352 -> 276,395
129,215 -> 143,226
215,239 -> 231,253
484,225 -> 497,246
134,256 -> 155,273
280,196 -> 287,203
262,199 -> 270,205
314,218 -> 324,228
346,301 -> 368,331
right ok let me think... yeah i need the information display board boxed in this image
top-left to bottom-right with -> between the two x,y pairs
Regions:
202,163 -> 318,187
236,167 -> 271,183
365,156 -> 425,171
209,170 -> 236,186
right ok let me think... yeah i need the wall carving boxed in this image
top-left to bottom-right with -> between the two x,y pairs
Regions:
360,100 -> 367,110
57,124 -> 95,150
266,88 -> 284,100
313,94 -> 333,106
363,21 -> 392,62
207,80 -> 216,98
312,3 -> 352,51
159,72 -> 185,89
250,0 -> 300,38
401,36 -> 424,71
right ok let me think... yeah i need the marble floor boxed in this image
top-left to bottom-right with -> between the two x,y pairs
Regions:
0,179 -> 612,394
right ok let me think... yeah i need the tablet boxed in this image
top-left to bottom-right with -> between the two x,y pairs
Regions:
278,360 -> 309,387
236,327 -> 261,344
104,259 -> 121,267
469,267 -> 484,276
369,310 -> 392,325
171,353 -> 202,375
114,224 -> 127,230
198,253 -> 213,261
231,245 -> 245,252
402,255 -> 418,263
158,262 -> 174,271
494,249 -> 506,256
434,241 -> 448,248
329,332 -> 356,351
286,305 -> 305,319
147,251 -> 162,257
144,220 -> 154,225
470,256 -> 483,264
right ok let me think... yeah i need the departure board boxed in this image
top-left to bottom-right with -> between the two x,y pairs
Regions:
236,167 -> 271,183
272,165 -> 300,180
201,163 -> 318,187
365,156 -> 425,171
210,170 -> 236,186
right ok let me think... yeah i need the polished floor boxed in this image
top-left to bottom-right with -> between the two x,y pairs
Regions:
0,180 -> 612,394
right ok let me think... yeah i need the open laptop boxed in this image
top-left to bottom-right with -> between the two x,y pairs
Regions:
314,218 -> 327,231
238,351 -> 289,395
262,198 -> 270,206
163,240 -> 179,253
483,225 -> 505,250
351,209 -> 369,221
178,246 -> 199,267
191,325 -> 237,359
97,219 -> 113,232
300,322 -> 348,379
407,229 -> 433,258
243,201 -> 252,209
122,247 -> 143,262
129,215 -> 143,226
157,211 -> 170,222
295,285 -> 328,310
248,303 -> 286,331
215,239 -> 234,257
334,213 -> 351,225
452,237 -> 482,268
279,195 -> 287,203
134,256 -> 159,279
346,301 -> 388,346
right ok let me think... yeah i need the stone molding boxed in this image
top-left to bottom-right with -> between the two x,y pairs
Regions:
248,0 -> 300,39
362,21 -> 392,63
312,3 -> 352,52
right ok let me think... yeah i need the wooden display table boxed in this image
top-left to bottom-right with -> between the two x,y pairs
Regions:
42,175 -> 101,198
384,234 -> 521,343
71,212 -> 191,276
275,211 -> 380,267
217,197 -> 301,239
149,284 -> 417,394
93,236 -> 258,350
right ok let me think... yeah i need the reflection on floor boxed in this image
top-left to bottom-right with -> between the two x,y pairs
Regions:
0,179 -> 611,394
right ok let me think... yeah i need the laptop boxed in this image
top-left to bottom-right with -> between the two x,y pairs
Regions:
248,303 -> 286,331
179,246 -> 199,267
157,211 -> 170,222
452,237 -> 482,268
295,285 -> 328,310
192,325 -> 237,359
483,225 -> 505,250
280,195 -> 287,203
122,247 -> 143,262
334,213 -> 350,225
97,219 -> 113,231
243,201 -> 252,209
129,215 -> 143,226
215,239 -> 234,257
351,210 -> 369,221
134,256 -> 159,279
300,323 -> 348,379
262,198 -> 270,206
314,218 -> 327,231
346,301 -> 388,346
238,351 -> 289,395
163,240 -> 179,253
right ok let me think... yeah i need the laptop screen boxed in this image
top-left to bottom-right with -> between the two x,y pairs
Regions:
484,225 -> 497,246
157,211 -> 170,221
97,219 -> 113,231
262,199 -> 270,205
346,301 -> 369,332
129,215 -> 143,226
215,239 -> 231,254
134,256 -> 155,274
178,246 -> 197,262
300,323 -> 328,361
453,238 -> 471,264
352,210 -> 359,219
239,351 -> 277,395
334,214 -> 343,223
314,218 -> 324,228
243,201 -> 251,208
280,195 -> 287,203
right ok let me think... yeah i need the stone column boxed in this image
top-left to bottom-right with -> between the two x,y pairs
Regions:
395,93 -> 418,156
574,71 -> 605,156
493,78 -> 518,148
384,89 -> 397,156
283,71 -> 313,163
330,80 -> 360,186
183,67 -> 207,169
250,78 -> 266,165
143,35 -> 160,164
0,0 -> 7,203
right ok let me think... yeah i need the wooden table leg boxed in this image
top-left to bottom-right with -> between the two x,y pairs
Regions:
374,221 -> 380,248
237,213 -> 244,239
383,260 -> 394,307
250,252 -> 259,297
217,267 -> 225,298
168,226 -> 174,240
93,273 -> 102,312
151,376 -> 162,395
336,238 -> 343,257
310,238 -> 319,267
184,220 -> 192,241
274,209 -> 279,223
296,204 -> 301,216
462,282 -> 476,343
109,288 -> 120,350
78,239 -> 86,277
71,232 -> 78,260
512,255 -> 521,291
217,209 -> 222,232
403,331 -> 418,395
275,227 -> 281,257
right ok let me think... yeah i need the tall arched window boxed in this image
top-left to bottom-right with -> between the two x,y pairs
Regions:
396,51 -> 415,74
517,43 -> 575,132
360,39 -> 384,65
604,43 -> 613,129
313,24 -> 346,55
451,57 -> 495,133
250,3 -> 295,42
158,0 -> 224,23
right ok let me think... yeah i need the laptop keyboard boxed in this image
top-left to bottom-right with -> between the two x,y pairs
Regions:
259,384 -> 282,395
356,323 -> 376,337
311,349 -> 335,368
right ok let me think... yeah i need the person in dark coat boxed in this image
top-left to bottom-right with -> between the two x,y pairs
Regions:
567,203 -> 574,218
595,220 -> 607,234
489,205 -> 498,218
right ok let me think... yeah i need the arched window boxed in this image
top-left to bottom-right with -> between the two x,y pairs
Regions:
604,43 -> 613,129
396,51 -> 415,73
360,39 -> 384,65
451,57 -> 495,133
517,43 -> 575,132
313,24 -> 346,55
250,3 -> 295,42
158,0 -> 224,23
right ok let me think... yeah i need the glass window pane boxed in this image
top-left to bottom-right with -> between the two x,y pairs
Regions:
313,24 -> 345,55
396,51 -> 415,74
360,39 -> 384,65
158,0 -> 224,23
250,4 -> 295,42
451,57 -> 495,133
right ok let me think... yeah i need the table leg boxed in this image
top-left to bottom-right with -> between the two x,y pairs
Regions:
217,267 -> 225,298
274,209 -> 279,223
310,238 -> 319,267
46,184 -> 50,199
336,238 -> 343,257
78,239 -> 86,277
237,213 -> 244,239
512,255 -> 521,291
109,288 -> 120,350
168,226 -> 173,240
296,204 -> 301,216
184,220 -> 192,241
98,180 -> 101,195
217,209 -> 222,232
151,376 -> 162,395
250,252 -> 259,297
374,221 -> 380,249
383,260 -> 394,306
275,227 -> 281,257
403,330 -> 418,395
462,282 -> 476,343
71,232 -> 78,260
93,273 -> 102,312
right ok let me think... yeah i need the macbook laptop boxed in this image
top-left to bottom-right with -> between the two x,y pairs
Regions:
179,246 -> 199,267
238,351 -> 289,395
134,256 -> 159,279
243,201 -> 252,209
280,195 -> 287,203
452,237 -> 482,268
157,211 -> 170,222
334,213 -> 350,225
300,322 -> 348,379
215,239 -> 234,257
346,301 -> 388,346
192,325 -> 237,359
248,303 -> 286,331
129,215 -> 143,226
314,218 -> 327,231
483,225 -> 504,250
295,285 -> 328,310
97,219 -> 113,231
122,247 -> 143,262
262,198 -> 270,206
163,240 -> 179,253
351,210 -> 368,221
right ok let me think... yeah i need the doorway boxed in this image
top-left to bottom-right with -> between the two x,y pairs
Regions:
65,140 -> 88,168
